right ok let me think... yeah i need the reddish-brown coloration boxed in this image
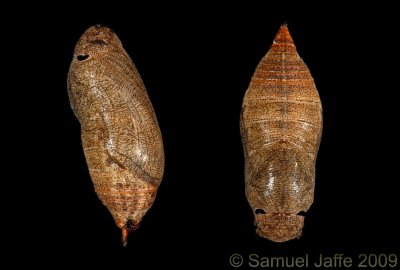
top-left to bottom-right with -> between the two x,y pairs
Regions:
240,24 -> 323,242
67,25 -> 164,247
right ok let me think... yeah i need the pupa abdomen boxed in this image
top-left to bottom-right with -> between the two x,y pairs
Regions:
240,24 -> 322,242
67,25 -> 164,246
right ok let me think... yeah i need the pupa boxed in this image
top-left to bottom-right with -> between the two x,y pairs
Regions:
240,24 -> 323,242
67,25 -> 164,247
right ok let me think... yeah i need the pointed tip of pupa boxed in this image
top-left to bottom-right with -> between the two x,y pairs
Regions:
273,24 -> 295,45
122,227 -> 129,247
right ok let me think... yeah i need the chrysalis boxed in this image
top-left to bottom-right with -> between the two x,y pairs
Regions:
67,25 -> 164,246
240,24 -> 323,242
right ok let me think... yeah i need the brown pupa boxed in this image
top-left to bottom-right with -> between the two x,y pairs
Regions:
67,25 -> 164,247
240,24 -> 323,242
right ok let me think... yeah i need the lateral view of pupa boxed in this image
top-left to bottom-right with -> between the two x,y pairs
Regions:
67,25 -> 165,247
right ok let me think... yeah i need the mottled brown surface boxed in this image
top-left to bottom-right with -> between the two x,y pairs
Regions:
240,24 -> 322,242
67,25 -> 164,246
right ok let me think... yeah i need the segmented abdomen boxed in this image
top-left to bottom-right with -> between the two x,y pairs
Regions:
242,48 -> 321,156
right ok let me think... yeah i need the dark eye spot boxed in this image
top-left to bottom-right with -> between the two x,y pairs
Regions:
77,54 -> 89,61
297,211 -> 306,216
255,209 -> 266,215
90,39 -> 107,46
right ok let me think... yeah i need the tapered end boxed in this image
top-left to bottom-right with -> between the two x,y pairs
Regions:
273,24 -> 294,45
122,227 -> 129,247
120,220 -> 140,247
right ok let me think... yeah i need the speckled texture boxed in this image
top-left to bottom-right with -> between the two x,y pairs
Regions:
67,25 -> 164,246
240,24 -> 323,242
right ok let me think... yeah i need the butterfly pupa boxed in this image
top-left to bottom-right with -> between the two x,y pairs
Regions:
240,24 -> 323,242
67,25 -> 164,247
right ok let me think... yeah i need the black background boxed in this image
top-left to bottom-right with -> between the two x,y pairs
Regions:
8,3 -> 399,268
